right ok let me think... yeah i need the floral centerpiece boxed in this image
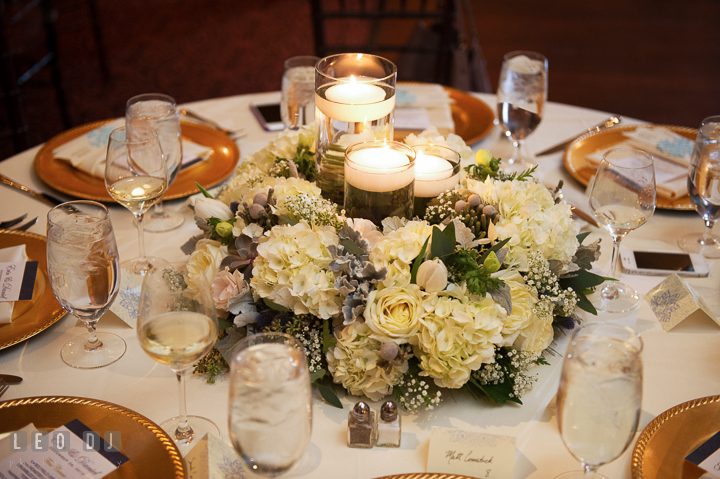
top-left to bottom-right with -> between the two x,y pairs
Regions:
185,125 -> 604,410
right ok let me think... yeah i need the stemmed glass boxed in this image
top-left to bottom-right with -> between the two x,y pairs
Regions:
104,125 -> 168,278
229,332 -> 313,478
126,93 -> 184,232
556,322 -> 643,479
496,51 -> 548,170
281,56 -> 318,129
589,147 -> 656,313
679,115 -> 720,258
137,262 -> 219,456
47,201 -> 125,369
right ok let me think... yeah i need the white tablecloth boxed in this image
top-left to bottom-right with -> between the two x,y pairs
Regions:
1,92 -> 719,479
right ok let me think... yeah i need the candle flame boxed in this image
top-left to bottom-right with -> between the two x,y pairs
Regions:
356,53 -> 363,61
349,75 -> 357,84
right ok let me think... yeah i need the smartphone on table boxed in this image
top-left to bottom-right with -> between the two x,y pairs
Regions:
619,247 -> 709,277
250,103 -> 284,131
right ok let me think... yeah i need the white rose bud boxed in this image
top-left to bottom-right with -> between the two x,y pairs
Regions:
194,197 -> 233,221
416,259 -> 448,292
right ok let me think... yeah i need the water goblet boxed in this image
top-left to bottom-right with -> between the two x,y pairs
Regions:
47,201 -> 125,369
556,322 -> 643,479
137,262 -> 220,456
589,147 -> 656,313
104,125 -> 168,278
679,115 -> 720,258
281,56 -> 319,129
229,332 -> 313,478
126,93 -> 184,232
496,51 -> 548,171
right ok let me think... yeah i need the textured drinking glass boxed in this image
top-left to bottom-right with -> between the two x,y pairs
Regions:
679,115 -> 720,258
556,323 -> 643,479
137,262 -> 219,456
47,201 -> 125,369
104,126 -> 168,278
126,93 -> 184,232
589,147 -> 656,313
496,51 -> 548,171
281,56 -> 319,129
229,332 -> 312,478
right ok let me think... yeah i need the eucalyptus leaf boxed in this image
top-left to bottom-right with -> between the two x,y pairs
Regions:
317,383 -> 343,408
575,292 -> 598,315
577,232 -> 591,244
410,237 -> 430,284
264,298 -> 291,312
310,368 -> 327,383
431,226 -> 454,259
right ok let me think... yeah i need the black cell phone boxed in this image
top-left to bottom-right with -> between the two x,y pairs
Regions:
250,103 -> 284,131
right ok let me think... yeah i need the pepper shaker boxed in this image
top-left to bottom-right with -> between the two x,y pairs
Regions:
347,401 -> 375,448
376,400 -> 401,447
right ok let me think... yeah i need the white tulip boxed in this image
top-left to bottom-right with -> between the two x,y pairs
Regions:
194,197 -> 233,221
416,259 -> 448,292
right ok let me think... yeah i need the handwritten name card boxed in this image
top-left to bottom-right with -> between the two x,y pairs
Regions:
687,430 -> 720,478
427,427 -> 515,479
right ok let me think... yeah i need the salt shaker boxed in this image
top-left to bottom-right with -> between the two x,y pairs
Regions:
347,401 -> 375,448
376,400 -> 401,447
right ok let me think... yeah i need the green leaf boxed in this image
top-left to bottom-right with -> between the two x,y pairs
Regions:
468,377 -> 522,405
575,291 -> 598,315
430,226 -> 454,259
279,214 -> 299,226
317,383 -> 343,408
195,182 -> 213,198
479,238 -> 510,264
322,320 -> 336,354
264,298 -> 290,312
410,237 -> 430,284
576,232 -> 591,244
310,368 -> 327,383
340,237 -> 363,255
442,221 -> 456,247
217,316 -> 234,330
559,268 -> 606,290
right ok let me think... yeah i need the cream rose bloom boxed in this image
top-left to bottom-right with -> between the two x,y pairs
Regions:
365,284 -> 423,343
327,322 -> 407,401
514,298 -> 555,353
186,239 -> 226,292
493,269 -> 540,346
211,268 -> 248,311
370,220 -> 434,289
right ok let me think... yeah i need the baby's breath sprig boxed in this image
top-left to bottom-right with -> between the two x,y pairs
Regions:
261,314 -> 325,374
471,347 -> 540,403
393,355 -> 443,412
524,251 -> 578,318
282,193 -> 343,230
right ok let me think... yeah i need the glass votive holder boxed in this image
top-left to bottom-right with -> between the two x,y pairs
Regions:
315,53 -> 397,206
344,140 -> 415,225
413,144 -> 461,218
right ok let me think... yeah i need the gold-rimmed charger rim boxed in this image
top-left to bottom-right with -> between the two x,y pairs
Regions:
632,394 -> 720,479
0,395 -> 186,478
563,123 -> 697,211
0,230 -> 65,350
396,82 -> 496,145
34,119 -> 240,203
374,474 -> 479,479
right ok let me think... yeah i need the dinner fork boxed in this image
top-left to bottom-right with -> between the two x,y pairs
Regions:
0,214 -> 28,229
12,217 -> 39,231
0,379 -> 8,400
179,108 -> 247,139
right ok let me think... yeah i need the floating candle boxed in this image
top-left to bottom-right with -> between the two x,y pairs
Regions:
345,144 -> 414,193
316,76 -> 395,123
414,150 -> 460,198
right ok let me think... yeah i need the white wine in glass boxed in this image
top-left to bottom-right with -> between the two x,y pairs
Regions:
589,147 -> 655,313
126,93 -> 184,232
556,323 -> 643,479
229,332 -> 312,478
47,201 -> 125,369
138,262 -> 219,456
105,125 -> 168,278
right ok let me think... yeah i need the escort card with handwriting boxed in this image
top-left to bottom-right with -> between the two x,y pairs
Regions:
0,261 -> 38,302
686,430 -> 720,478
427,427 -> 515,479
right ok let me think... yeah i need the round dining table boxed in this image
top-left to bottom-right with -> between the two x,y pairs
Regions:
0,90 -> 718,479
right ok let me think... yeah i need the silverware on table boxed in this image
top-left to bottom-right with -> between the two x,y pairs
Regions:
570,204 -> 600,227
0,374 -> 22,384
0,214 -> 28,229
535,116 -> 623,156
179,108 -> 246,138
12,217 -> 39,231
0,174 -> 64,207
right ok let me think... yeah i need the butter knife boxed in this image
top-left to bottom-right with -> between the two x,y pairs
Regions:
536,116 -> 623,156
0,174 -> 63,207
0,374 -> 23,384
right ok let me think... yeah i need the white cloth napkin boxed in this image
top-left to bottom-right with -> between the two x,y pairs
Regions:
395,83 -> 455,135
0,245 -> 27,323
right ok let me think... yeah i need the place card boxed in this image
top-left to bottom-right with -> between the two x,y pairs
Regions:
185,434 -> 246,479
395,108 -> 432,130
686,430 -> 720,478
108,272 -> 142,328
0,261 -> 38,303
427,427 -> 515,479
645,274 -> 720,331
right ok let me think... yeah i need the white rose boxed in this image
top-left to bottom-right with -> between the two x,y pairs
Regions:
194,197 -> 233,221
186,239 -> 226,291
364,285 -> 423,343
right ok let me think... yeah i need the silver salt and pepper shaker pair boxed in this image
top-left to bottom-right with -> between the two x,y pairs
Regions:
347,400 -> 401,448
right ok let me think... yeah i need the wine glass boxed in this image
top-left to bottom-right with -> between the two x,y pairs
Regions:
137,262 -> 220,456
104,125 -> 168,278
556,322 -> 643,479
679,115 -> 720,258
589,147 -> 656,313
47,201 -> 125,369
126,93 -> 184,232
229,332 -> 313,478
280,56 -> 318,129
496,51 -> 548,171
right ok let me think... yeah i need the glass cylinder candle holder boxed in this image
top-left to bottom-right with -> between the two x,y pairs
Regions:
344,140 -> 415,225
413,144 -> 461,218
315,53 -> 397,206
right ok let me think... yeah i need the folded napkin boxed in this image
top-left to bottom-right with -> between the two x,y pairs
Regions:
53,120 -> 212,179
0,245 -> 27,323
395,83 -> 455,135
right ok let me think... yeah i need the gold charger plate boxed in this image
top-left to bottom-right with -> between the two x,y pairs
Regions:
0,230 -> 64,350
395,83 -> 496,145
563,124 -> 697,210
0,396 -> 186,478
34,120 -> 240,202
375,475 -> 478,479
632,395 -> 720,479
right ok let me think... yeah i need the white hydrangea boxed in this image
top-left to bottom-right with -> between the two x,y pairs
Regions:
327,322 -> 407,401
235,124 -> 314,177
250,221 -> 342,319
411,285 -> 504,389
369,220 -> 434,289
466,177 -> 579,270
402,126 -> 473,161
218,175 -> 321,210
